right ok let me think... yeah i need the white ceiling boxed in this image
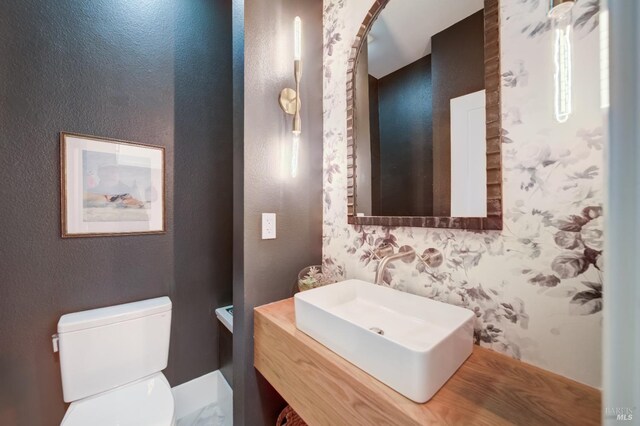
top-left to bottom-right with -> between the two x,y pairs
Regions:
367,0 -> 484,79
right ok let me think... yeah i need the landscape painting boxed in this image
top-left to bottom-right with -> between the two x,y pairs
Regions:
61,133 -> 165,237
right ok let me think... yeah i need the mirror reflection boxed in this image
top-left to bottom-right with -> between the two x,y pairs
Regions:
355,0 -> 487,217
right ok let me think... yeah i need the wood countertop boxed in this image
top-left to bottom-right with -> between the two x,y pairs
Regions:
254,298 -> 601,426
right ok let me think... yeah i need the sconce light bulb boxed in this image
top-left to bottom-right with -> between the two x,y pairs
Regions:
553,13 -> 573,123
599,9 -> 609,109
294,17 -> 302,61
291,133 -> 300,178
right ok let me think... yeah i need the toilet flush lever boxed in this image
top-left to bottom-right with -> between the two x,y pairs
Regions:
52,334 -> 59,353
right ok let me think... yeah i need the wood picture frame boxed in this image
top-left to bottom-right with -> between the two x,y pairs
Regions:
60,132 -> 166,238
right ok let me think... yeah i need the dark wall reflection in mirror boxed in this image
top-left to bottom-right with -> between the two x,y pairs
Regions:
354,1 -> 489,218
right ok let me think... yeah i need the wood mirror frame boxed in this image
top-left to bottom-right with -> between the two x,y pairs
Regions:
346,0 -> 502,230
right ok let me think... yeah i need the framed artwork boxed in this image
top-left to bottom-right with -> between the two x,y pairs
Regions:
60,132 -> 165,237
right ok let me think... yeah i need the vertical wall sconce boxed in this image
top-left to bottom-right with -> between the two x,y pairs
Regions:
549,0 -> 574,123
279,16 -> 302,177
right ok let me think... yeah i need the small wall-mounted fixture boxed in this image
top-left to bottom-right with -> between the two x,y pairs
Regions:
549,0 -> 575,123
548,0 -> 575,18
372,243 -> 444,285
279,16 -> 302,177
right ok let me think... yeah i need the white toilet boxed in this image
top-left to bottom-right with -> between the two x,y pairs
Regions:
54,297 -> 176,426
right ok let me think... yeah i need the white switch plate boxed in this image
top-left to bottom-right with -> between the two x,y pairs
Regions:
262,213 -> 276,239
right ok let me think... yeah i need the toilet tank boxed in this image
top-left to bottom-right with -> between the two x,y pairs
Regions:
56,297 -> 172,403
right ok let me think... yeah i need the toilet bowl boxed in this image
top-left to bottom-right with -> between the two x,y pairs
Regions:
54,297 -> 174,425
61,373 -> 175,426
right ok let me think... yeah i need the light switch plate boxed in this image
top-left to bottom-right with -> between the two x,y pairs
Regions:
262,213 -> 276,239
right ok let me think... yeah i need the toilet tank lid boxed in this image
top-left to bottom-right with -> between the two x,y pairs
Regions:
58,297 -> 172,334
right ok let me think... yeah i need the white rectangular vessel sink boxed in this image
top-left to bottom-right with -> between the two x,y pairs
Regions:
294,279 -> 474,403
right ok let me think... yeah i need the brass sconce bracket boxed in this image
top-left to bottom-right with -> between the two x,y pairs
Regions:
279,88 -> 300,115
279,57 -> 302,134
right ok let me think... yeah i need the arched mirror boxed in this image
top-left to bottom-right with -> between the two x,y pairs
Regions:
346,0 -> 502,230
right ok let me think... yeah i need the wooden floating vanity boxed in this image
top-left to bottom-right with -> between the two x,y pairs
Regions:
254,298 -> 601,426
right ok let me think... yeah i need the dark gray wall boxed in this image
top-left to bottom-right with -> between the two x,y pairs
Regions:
0,1 -> 232,424
171,0 -> 233,388
373,54 -> 433,216
369,75 -> 381,214
231,0 -> 245,419
218,323 -> 233,387
432,10 -> 485,216
233,0 -> 324,425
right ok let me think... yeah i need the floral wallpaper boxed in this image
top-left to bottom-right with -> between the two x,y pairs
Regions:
322,0 -> 603,387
